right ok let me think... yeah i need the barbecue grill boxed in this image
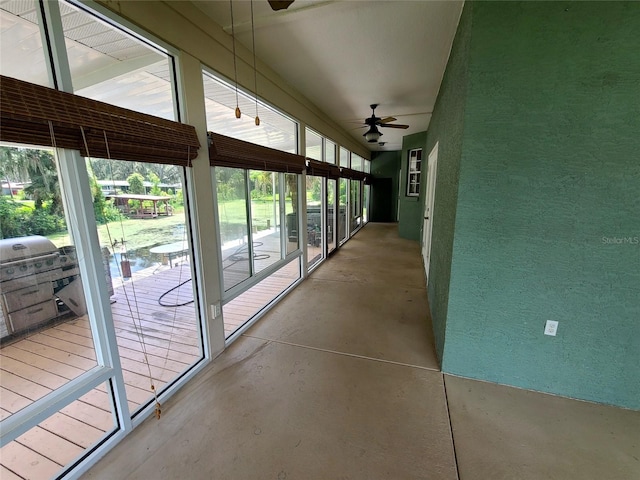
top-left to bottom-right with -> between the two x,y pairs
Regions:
0,235 -> 80,339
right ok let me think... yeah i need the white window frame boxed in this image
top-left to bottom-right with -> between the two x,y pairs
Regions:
406,148 -> 423,197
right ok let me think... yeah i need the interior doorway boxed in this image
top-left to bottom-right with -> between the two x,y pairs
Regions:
371,178 -> 394,222
422,142 -> 439,283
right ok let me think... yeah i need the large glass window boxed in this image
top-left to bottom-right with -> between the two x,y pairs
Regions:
351,154 -> 363,172
0,146 -> 98,419
1,3 -> 206,476
350,180 -> 362,233
306,176 -> 324,268
327,179 -> 337,255
203,72 -> 297,153
0,0 -> 50,86
325,140 -> 336,164
339,147 -> 350,168
338,178 -> 348,244
0,144 -> 121,476
250,170 -> 281,274
89,157 -> 203,414
60,1 -> 176,120
217,167 -> 251,291
285,173 -> 299,256
305,128 -> 322,161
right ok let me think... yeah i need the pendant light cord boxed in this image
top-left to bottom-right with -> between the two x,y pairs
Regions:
230,0 -> 240,116
250,0 -> 260,124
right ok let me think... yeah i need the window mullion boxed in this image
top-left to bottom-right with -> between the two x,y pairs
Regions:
279,172 -> 286,258
38,0 -> 73,92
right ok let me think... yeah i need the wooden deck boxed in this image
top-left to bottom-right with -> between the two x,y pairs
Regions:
0,257 -> 301,479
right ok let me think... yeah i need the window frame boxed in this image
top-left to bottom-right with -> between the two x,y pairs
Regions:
406,148 -> 423,197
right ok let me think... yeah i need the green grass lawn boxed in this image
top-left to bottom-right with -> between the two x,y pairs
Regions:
48,210 -> 187,250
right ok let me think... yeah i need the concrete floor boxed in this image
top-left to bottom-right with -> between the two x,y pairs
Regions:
84,223 -> 640,480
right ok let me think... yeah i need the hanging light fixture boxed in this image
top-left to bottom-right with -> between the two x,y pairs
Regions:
364,125 -> 382,143
250,0 -> 260,126
229,0 -> 241,118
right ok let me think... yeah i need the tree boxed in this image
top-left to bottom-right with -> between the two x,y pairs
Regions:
148,172 -> 163,196
127,172 -> 146,195
18,149 -> 62,215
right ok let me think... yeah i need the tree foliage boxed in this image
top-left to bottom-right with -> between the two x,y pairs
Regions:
126,172 -> 146,195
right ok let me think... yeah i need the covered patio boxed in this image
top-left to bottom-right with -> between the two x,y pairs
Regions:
106,194 -> 173,219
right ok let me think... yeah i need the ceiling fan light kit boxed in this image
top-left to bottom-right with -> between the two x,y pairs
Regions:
362,104 -> 409,143
364,125 -> 382,143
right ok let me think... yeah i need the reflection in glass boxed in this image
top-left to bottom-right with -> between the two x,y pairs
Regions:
217,167 -> 251,291
0,1 -> 50,86
203,73 -> 298,153
60,1 -> 175,120
285,173 -> 299,256
0,145 -> 97,421
306,128 -> 322,161
250,171 -> 281,274
306,176 -> 324,268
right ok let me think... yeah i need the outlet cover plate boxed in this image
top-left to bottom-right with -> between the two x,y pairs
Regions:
544,320 -> 559,336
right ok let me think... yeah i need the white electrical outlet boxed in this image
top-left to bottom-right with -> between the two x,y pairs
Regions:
544,320 -> 559,336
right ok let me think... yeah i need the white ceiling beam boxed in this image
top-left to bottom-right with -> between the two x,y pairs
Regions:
72,53 -> 162,90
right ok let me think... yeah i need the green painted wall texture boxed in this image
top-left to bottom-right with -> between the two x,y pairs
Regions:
398,132 -> 427,241
438,2 -> 640,409
424,3 -> 472,363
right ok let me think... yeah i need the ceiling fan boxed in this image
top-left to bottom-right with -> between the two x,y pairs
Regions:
268,0 -> 295,11
362,104 -> 409,143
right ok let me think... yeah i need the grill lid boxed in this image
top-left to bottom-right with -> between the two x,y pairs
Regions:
0,236 -> 58,264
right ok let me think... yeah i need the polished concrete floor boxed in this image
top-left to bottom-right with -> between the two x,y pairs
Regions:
85,224 -> 640,480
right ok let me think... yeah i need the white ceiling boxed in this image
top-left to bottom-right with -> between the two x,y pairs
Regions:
192,0 -> 463,152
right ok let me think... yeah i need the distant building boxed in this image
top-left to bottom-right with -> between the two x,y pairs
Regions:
96,180 -> 181,195
0,182 -> 27,197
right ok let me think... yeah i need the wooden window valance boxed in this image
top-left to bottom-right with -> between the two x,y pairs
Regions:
208,131 -> 306,173
0,75 -> 200,166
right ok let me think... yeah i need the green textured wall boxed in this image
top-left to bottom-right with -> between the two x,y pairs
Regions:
398,132 -> 427,241
424,4 -> 472,364
442,1 -> 640,409
371,150 -> 401,222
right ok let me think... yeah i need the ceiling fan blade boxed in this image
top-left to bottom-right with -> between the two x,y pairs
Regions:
378,116 -> 397,124
268,0 -> 295,11
379,123 -> 410,129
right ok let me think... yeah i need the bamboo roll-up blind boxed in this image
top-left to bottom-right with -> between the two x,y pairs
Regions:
306,159 -> 333,177
0,75 -> 200,165
340,167 -> 368,181
208,131 -> 305,173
